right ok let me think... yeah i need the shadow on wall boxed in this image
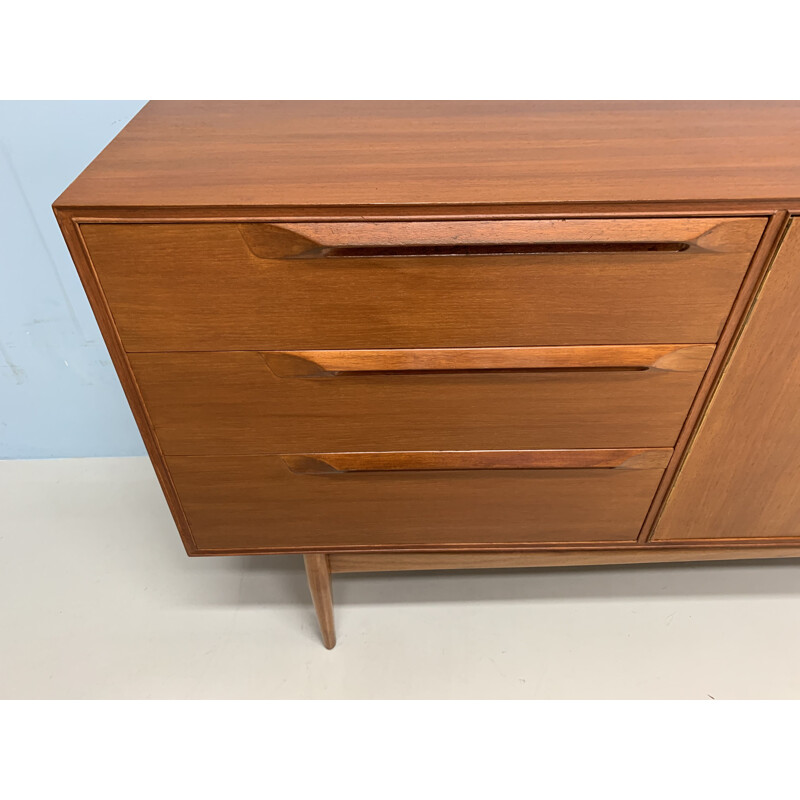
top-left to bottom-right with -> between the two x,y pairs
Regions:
0,100 -> 147,459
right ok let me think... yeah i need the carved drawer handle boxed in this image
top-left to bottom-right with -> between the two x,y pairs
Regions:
281,449 -> 673,475
262,345 -> 714,378
238,219 -> 740,260
289,242 -> 689,258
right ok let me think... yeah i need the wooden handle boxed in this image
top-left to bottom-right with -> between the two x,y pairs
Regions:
262,345 -> 714,378
281,449 -> 673,474
239,218 -> 743,260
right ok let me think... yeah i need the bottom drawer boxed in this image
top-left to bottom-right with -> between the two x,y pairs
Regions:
166,449 -> 671,552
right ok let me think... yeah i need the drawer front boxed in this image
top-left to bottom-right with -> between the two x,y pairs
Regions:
81,217 -> 765,351
131,344 -> 713,455
166,449 -> 671,551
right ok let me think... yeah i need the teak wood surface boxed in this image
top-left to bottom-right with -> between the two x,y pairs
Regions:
635,211 -> 790,542
239,217 -> 760,255
165,452 -> 668,551
304,555 -> 335,649
329,546 -> 800,573
54,101 -> 800,211
79,219 -> 763,351
260,344 -> 713,376
280,449 -> 672,474
653,221 -> 800,540
130,346 -> 712,455
53,102 -> 800,646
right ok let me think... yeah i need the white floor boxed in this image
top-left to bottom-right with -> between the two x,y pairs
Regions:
2,456 -> 800,699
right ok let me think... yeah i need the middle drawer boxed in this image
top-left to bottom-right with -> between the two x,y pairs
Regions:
130,344 -> 713,455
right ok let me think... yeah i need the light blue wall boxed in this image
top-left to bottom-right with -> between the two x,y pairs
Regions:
0,101 -> 148,458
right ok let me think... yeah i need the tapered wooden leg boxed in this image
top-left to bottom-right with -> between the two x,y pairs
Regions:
304,554 -> 336,649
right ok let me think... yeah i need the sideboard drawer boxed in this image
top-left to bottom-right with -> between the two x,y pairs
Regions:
165,449 -> 671,551
81,217 -> 765,351
131,344 -> 713,454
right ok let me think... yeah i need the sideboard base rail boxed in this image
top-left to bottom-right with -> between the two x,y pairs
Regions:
303,545 -> 800,648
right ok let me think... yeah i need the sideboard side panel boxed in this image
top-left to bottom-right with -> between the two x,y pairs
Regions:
53,210 -> 200,555
653,220 -> 800,541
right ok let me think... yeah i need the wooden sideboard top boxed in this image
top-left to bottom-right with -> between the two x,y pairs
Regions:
54,101 -> 800,213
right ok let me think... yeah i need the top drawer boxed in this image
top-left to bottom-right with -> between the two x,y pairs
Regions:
80,218 -> 765,352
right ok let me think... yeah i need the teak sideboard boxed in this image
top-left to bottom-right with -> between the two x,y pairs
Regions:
55,101 -> 800,648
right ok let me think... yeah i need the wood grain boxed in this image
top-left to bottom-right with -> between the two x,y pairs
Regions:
130,347 -> 711,455
53,101 -> 800,209
165,454 -> 668,552
329,545 -> 800,573
280,449 -> 672,474
60,203 -> 800,221
52,210 -> 199,554
239,217 -> 756,256
304,555 -> 336,649
261,344 -> 713,377
654,220 -> 800,540
637,212 -> 791,541
80,219 -> 763,351
51,103 -> 800,591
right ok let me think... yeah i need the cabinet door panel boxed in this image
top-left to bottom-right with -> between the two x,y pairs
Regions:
654,222 -> 800,540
